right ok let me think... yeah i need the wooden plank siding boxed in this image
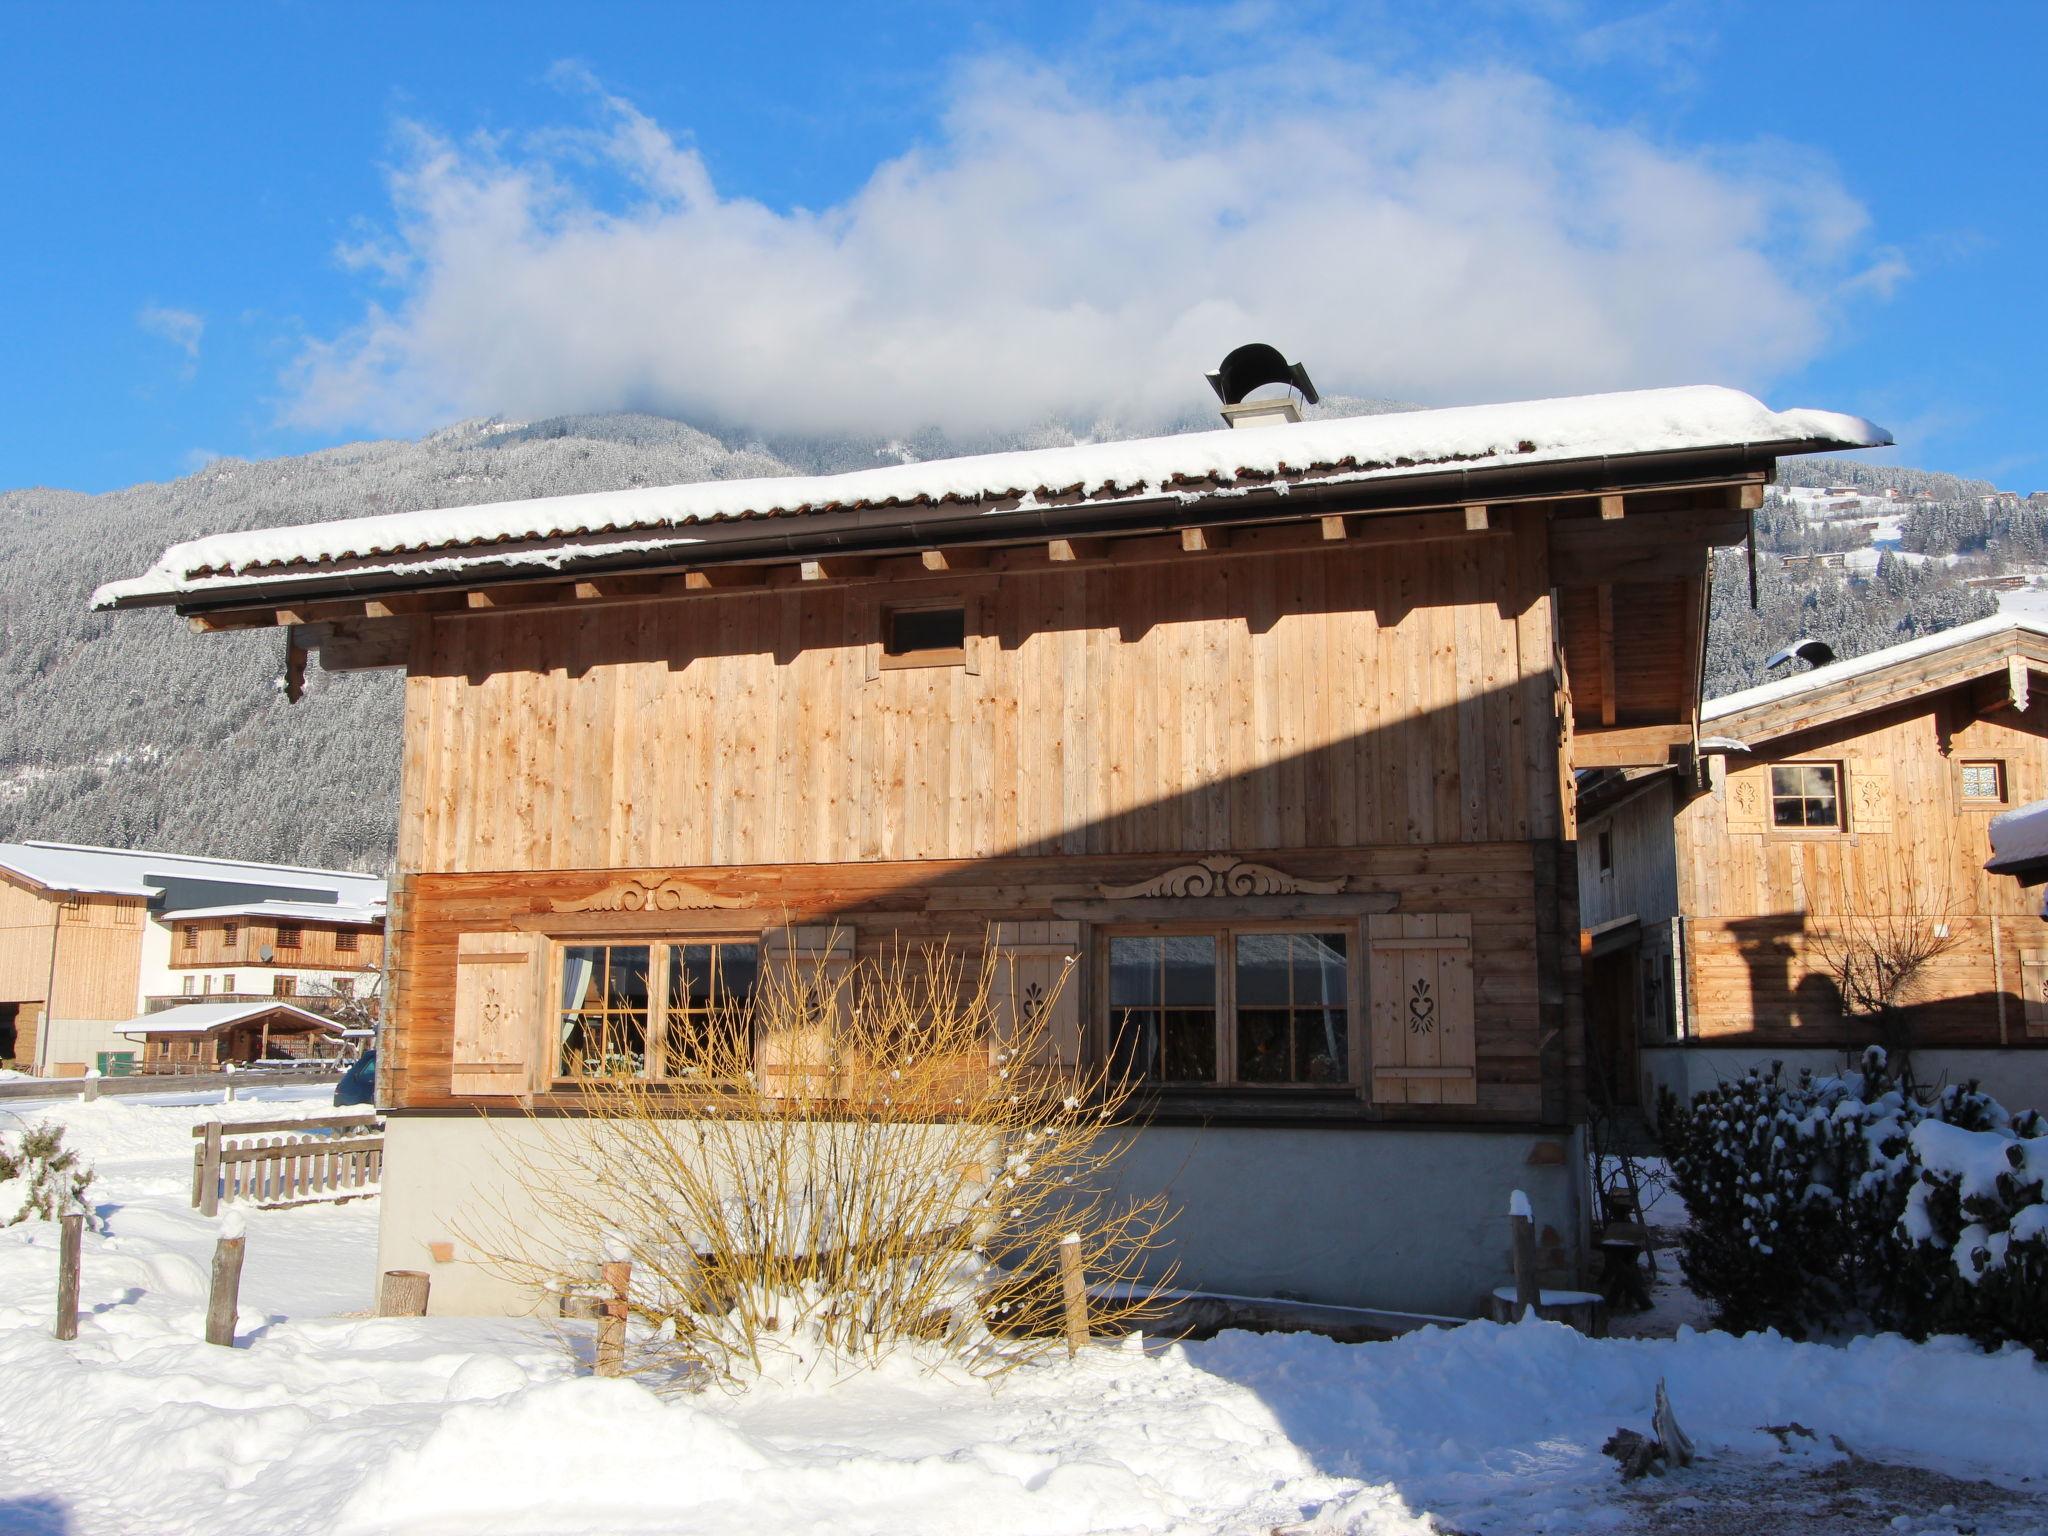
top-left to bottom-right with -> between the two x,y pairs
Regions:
396,536 -> 1562,873
386,844 -> 1554,1123
1676,688 -> 2048,1047
380,518 -> 1609,1123
171,918 -> 384,973
0,877 -> 147,1022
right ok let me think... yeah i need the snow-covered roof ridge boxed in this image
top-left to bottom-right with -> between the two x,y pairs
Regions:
118,1000 -> 342,1035
0,840 -> 388,903
1702,614 -> 2048,724
94,385 -> 1888,608
167,898 -> 386,925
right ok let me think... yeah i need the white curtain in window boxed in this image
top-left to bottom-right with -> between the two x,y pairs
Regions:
559,954 -> 596,1046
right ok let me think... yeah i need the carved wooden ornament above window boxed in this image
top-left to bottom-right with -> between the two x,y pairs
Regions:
552,876 -> 744,913
1096,855 -> 1348,900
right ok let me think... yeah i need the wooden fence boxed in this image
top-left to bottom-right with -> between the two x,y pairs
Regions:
191,1113 -> 384,1215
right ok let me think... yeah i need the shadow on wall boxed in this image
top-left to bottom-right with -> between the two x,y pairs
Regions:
1722,913 -> 2022,1049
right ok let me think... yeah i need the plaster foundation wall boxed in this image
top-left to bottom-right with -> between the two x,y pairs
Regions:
41,1016 -> 136,1073
376,1116 -> 1588,1321
1644,1044 -> 2048,1118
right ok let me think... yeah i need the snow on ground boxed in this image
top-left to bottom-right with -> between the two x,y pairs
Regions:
0,1091 -> 2043,1535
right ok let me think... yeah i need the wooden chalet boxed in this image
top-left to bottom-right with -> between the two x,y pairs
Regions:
97,382 -> 1886,1316
120,999 -> 345,1072
1578,615 -> 2048,1115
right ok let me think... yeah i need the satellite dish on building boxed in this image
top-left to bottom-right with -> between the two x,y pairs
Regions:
259,945 -> 275,962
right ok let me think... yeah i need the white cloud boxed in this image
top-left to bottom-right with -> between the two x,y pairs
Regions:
138,305 -> 205,362
288,58 -> 1890,440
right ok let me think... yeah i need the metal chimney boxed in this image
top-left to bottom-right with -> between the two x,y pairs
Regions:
1206,343 -> 1319,429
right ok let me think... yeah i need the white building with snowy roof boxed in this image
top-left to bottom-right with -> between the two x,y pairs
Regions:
0,840 -> 384,1074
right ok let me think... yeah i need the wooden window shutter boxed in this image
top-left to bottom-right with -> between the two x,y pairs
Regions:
452,933 -> 542,1097
1848,762 -> 1893,832
988,921 -> 1083,1070
1724,766 -> 1766,834
2023,951 -> 2048,1040
1367,914 -> 1476,1106
759,927 -> 855,1097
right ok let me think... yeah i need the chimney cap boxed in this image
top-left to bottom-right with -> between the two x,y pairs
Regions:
1206,343 -> 1320,407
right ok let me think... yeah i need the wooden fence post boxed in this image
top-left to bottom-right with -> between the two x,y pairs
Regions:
596,1261 -> 632,1377
198,1122 -> 222,1217
1058,1232 -> 1088,1357
206,1228 -> 246,1346
1510,1190 -> 1541,1322
378,1269 -> 430,1317
54,1212 -> 82,1341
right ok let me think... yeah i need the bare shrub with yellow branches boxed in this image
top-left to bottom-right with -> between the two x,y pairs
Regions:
460,936 -> 1174,1387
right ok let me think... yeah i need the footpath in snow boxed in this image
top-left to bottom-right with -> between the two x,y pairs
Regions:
0,1088 -> 2043,1535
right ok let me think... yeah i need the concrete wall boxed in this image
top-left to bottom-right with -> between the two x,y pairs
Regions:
43,1014 -> 138,1071
1644,1043 -> 2048,1119
377,1115 -> 1588,1321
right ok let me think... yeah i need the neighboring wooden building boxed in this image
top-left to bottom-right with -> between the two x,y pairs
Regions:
0,842 -> 385,1074
98,383 -> 1886,1315
1577,615 -> 2048,1114
122,999 -> 345,1071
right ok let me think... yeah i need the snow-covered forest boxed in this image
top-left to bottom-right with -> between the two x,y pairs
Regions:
0,420 -> 2024,872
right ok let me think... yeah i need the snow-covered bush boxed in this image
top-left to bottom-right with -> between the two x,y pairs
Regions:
466,938 -> 1173,1388
1663,1049 -> 2048,1355
0,1122 -> 94,1225
1897,1111 -> 2048,1358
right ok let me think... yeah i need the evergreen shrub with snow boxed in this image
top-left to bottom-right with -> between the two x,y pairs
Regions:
0,1123 -> 94,1225
1663,1048 -> 2048,1354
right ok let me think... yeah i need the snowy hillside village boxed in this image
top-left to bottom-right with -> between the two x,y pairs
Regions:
5,9 -> 2048,1535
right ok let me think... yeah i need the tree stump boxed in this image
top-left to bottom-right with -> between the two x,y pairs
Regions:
377,1269 -> 431,1318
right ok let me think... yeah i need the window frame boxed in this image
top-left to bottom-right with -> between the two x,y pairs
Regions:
1767,760 -> 1845,835
1957,758 -> 2009,809
1096,920 -> 1363,1091
335,928 -> 360,953
274,923 -> 303,951
549,935 -> 764,1084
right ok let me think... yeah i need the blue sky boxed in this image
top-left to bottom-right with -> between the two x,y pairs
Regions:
2,1 -> 2042,493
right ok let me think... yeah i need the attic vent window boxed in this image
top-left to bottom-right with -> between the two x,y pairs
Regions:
882,605 -> 967,668
223,922 -> 239,947
336,930 -> 359,953
182,927 -> 198,951
275,924 -> 303,950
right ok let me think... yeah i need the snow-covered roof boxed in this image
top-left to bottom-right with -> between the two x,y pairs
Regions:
0,840 -> 387,907
1988,801 -> 2048,912
94,386 -> 1887,608
1702,615 -> 2048,728
169,899 -> 385,926
118,1001 -> 341,1036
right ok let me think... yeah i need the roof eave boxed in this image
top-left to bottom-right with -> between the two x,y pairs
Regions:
109,436 -> 1859,618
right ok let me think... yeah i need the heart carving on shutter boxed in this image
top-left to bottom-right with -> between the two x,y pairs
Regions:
1367,914 -> 1476,1106
989,921 -> 1083,1070
452,933 -> 541,1097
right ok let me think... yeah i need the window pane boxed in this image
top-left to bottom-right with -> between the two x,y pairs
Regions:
560,943 -> 650,1077
1237,1008 -> 1290,1082
1109,937 -> 1161,1007
1160,1009 -> 1217,1081
1770,765 -> 1802,798
1963,763 -> 2003,800
1235,933 -> 1290,1006
1232,932 -> 1350,1085
1292,933 -> 1348,1006
1162,936 -> 1217,1005
665,942 -> 758,1075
